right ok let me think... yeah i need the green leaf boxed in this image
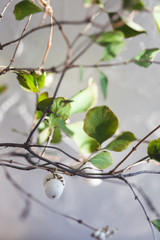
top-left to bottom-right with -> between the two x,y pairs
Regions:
51,127 -> 62,144
14,0 -> 42,20
101,41 -> 125,61
133,48 -> 160,67
31,71 -> 45,90
109,13 -> 146,38
99,71 -> 108,99
0,85 -> 7,94
90,31 -> 125,61
147,138 -> 160,162
123,0 -> 145,11
153,5 -> 160,35
37,72 -> 45,89
36,110 -> 43,119
83,0 -> 103,8
16,73 -> 40,92
68,121 -> 100,154
84,106 -> 119,144
55,118 -> 73,137
152,219 -> 160,232
70,79 -> 98,114
38,127 -> 50,145
105,131 -> 136,152
90,31 -> 124,46
38,92 -> 49,103
37,97 -> 71,120
89,151 -> 114,169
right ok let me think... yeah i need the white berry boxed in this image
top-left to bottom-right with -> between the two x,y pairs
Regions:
44,173 -> 65,199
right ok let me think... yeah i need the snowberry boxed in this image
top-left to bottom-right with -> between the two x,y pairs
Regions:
44,172 -> 65,199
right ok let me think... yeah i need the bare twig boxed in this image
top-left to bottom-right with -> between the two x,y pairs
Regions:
40,0 -> 54,68
0,20 -> 88,51
111,125 -> 160,173
118,175 -> 156,240
3,166 -> 97,231
7,15 -> 32,70
0,0 -> 13,20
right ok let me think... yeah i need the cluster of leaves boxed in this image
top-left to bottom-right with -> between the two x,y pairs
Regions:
12,0 -> 160,170
35,78 -> 136,170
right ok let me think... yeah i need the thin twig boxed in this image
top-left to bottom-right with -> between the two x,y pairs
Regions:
0,0 -> 13,20
7,15 -> 32,70
30,144 -> 80,162
0,20 -> 88,50
3,166 -> 97,231
25,68 -> 67,144
118,175 -> 156,240
40,1 -> 54,68
111,125 -> 160,173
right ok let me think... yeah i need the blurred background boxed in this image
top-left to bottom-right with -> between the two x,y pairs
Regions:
0,0 -> 160,239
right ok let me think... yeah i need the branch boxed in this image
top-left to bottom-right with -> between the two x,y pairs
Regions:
0,20 -> 89,50
3,166 -> 97,231
25,68 -> 68,144
118,175 -> 156,240
7,14 -> 32,70
0,0 -> 13,20
30,144 -> 80,162
111,125 -> 160,173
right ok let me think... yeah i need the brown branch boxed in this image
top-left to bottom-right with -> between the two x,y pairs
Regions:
3,166 -> 97,231
25,67 -> 67,144
0,20 -> 88,50
40,1 -> 54,68
111,125 -> 160,173
7,14 -> 32,70
118,175 -> 156,240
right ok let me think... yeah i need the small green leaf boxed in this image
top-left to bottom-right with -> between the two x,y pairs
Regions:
36,110 -> 43,119
99,71 -> 108,99
16,73 -> 40,92
48,114 -> 56,128
84,106 -> 119,144
147,138 -> 160,162
90,31 -> 124,46
51,127 -> 62,144
133,48 -> 160,67
68,121 -> 100,154
109,13 -> 146,38
105,131 -> 136,152
101,41 -> 125,61
89,151 -> 114,169
38,92 -> 49,103
37,97 -> 71,120
0,85 -> 7,94
14,0 -> 42,20
56,118 -> 73,137
123,0 -> 145,11
70,79 -> 98,114
31,71 -> 45,90
90,31 -> 125,61
152,219 -> 160,232
83,0 -> 103,8
153,5 -> 160,35
37,72 -> 45,89
38,127 -> 50,145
